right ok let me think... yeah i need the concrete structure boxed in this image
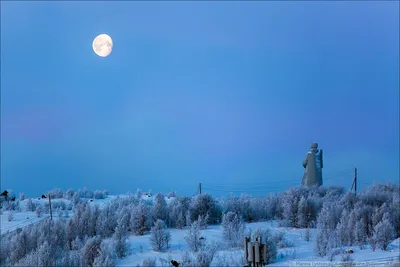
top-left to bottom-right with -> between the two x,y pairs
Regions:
302,143 -> 323,187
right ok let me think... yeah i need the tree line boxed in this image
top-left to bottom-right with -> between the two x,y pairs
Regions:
0,183 -> 398,266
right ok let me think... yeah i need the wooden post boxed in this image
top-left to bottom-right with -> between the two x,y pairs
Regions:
354,168 -> 357,196
254,241 -> 260,266
247,242 -> 254,266
262,244 -> 267,265
244,237 -> 249,263
48,193 -> 53,221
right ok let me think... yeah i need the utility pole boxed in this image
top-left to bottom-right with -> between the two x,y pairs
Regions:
198,183 -> 202,194
354,167 -> 357,196
48,193 -> 53,221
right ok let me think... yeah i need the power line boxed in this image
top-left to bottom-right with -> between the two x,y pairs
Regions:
202,187 -> 286,194
206,168 -> 354,188
202,168 -> 355,194
206,171 -> 352,190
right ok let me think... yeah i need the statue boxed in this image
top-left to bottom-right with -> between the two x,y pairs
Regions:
302,143 -> 323,187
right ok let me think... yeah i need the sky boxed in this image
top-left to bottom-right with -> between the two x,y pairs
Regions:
1,1 -> 399,197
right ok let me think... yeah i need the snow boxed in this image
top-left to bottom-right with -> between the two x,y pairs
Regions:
116,221 -> 400,266
2,193 -> 399,266
0,210 -> 47,235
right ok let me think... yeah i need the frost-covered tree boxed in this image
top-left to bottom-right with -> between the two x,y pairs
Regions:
281,188 -> 302,227
50,220 -> 67,250
35,206 -> 42,218
149,219 -> 170,252
81,236 -> 102,267
189,194 -> 216,224
196,241 -> 219,267
168,198 -> 187,229
221,211 -> 245,248
93,240 -> 116,267
93,249 -> 115,266
66,219 -> 76,250
64,189 -> 74,200
184,220 -> 203,252
94,190 -> 106,199
142,257 -> 157,267
391,199 -> 400,238
72,236 -> 85,251
167,191 -> 177,198
176,211 -> 185,229
186,211 -> 192,227
197,214 -> 209,230
37,241 -> 54,267
72,192 -> 81,206
297,196 -> 308,228
136,189 -> 143,199
297,196 -> 316,228
8,233 -> 28,265
89,205 -> 100,237
130,202 -> 150,235
152,193 -> 167,222
15,249 -> 39,267
73,203 -> 90,238
336,209 -> 351,246
248,197 -> 264,222
317,202 -> 342,232
371,213 -> 395,251
239,194 -> 253,222
264,194 -> 280,220
97,204 -> 117,237
7,211 -> 14,222
353,203 -> 374,238
354,219 -> 366,249
49,188 -> 64,198
315,229 -> 329,257
222,196 -> 241,215
114,214 -> 130,258
19,192 -> 26,201
57,250 -> 81,267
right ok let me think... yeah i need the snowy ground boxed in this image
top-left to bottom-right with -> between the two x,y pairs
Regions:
0,211 -> 48,235
117,221 -> 400,267
2,195 -> 399,266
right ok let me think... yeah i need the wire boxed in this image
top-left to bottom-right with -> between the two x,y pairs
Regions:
206,168 -> 354,188
203,187 -> 285,194
202,167 -> 355,195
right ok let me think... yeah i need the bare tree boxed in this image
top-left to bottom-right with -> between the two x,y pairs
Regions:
7,211 -> 14,222
149,220 -> 170,252
184,220 -> 203,252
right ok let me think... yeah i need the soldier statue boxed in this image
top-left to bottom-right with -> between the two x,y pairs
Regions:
302,143 -> 323,187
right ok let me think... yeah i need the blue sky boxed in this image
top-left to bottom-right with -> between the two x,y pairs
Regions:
1,1 -> 399,197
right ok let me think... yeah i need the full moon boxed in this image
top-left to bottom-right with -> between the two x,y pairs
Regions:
92,34 -> 113,57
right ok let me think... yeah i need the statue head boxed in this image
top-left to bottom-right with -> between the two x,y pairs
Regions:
311,143 -> 318,148
310,143 -> 318,151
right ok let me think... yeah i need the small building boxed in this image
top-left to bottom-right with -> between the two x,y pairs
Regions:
1,190 -> 15,201
0,190 -> 8,197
